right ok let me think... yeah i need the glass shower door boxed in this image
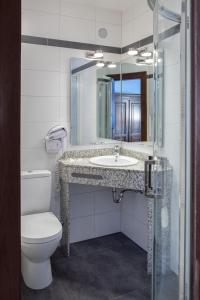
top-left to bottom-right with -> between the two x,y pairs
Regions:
148,0 -> 190,299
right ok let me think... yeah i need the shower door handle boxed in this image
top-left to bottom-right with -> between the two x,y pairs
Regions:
145,156 -> 156,198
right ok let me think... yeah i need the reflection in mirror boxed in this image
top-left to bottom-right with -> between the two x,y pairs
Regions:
70,54 -> 154,146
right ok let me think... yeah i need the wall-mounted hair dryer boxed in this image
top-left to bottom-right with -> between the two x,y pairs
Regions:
45,125 -> 67,154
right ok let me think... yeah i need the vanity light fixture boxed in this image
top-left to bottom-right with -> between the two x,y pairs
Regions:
94,49 -> 104,59
108,62 -> 117,68
86,49 -> 104,60
136,58 -> 147,66
96,61 -> 105,68
145,58 -> 154,64
140,49 -> 152,57
127,48 -> 138,56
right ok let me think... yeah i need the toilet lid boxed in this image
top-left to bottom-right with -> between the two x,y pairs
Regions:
21,212 -> 62,244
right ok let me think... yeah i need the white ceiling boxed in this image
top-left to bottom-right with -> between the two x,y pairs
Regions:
69,0 -> 138,12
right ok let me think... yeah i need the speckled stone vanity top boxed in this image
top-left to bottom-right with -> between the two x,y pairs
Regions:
59,147 -> 149,191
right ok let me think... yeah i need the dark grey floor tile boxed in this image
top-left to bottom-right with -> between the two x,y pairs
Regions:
113,288 -> 150,300
22,233 -> 151,300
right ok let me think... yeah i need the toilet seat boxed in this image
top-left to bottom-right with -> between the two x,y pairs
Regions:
21,212 -> 62,244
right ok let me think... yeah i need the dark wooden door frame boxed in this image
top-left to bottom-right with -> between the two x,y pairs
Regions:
0,0 -> 21,299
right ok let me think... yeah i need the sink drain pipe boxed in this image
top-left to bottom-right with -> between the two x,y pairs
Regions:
112,188 -> 143,203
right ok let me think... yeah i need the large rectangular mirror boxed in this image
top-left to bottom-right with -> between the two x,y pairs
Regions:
70,55 -> 154,145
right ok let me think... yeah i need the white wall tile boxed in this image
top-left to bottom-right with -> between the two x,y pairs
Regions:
60,16 -> 95,43
121,211 -> 148,251
21,96 -> 60,122
96,8 -> 121,25
21,70 -> 60,97
70,193 -> 94,218
60,96 -> 70,123
122,0 -> 150,25
94,189 -> 120,214
22,0 -> 60,14
21,148 -> 58,170
164,91 -> 180,126
132,11 -> 153,42
60,72 -> 70,98
21,122 -> 58,149
22,10 -> 60,39
96,23 -> 122,47
60,1 -> 95,20
164,64 -> 180,95
70,216 -> 95,243
21,44 -> 60,72
121,192 -> 148,226
95,211 -> 121,237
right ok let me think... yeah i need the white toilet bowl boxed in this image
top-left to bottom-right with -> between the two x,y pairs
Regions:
21,212 -> 62,290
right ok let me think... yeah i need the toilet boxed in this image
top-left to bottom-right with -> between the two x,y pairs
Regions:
21,170 -> 62,290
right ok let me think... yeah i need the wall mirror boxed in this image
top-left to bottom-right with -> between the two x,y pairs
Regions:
70,55 -> 154,146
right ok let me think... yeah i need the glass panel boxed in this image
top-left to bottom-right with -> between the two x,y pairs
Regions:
71,75 -> 80,145
152,0 -> 190,299
97,79 -> 112,139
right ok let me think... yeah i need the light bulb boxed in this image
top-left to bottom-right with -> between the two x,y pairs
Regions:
127,48 -> 138,56
96,61 -> 105,68
94,49 -> 104,59
108,62 -> 117,68
145,58 -> 154,64
140,49 -> 152,57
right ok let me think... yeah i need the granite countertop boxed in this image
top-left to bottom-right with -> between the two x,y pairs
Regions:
59,156 -> 145,173
59,148 -> 147,190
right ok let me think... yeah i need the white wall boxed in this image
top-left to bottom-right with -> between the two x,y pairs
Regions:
121,192 -> 148,251
122,0 -> 153,47
69,183 -> 148,249
21,0 -> 152,249
21,0 -> 121,218
22,0 -> 122,47
69,184 -> 121,243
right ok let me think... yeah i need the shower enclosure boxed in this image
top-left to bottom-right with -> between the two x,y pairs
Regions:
147,0 -> 191,299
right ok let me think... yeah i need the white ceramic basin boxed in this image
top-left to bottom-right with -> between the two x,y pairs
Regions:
89,155 -> 138,167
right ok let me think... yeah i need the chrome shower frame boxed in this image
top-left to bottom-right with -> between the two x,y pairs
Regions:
147,0 -> 181,23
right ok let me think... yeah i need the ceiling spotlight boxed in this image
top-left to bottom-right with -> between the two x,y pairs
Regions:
140,49 -> 152,58
96,61 -> 105,68
145,58 -> 154,64
108,62 -> 117,68
127,48 -> 138,56
94,49 -> 104,59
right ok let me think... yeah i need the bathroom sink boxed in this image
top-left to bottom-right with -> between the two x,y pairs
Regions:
89,155 -> 138,167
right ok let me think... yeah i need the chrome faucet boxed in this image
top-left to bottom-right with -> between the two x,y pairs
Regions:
113,145 -> 120,162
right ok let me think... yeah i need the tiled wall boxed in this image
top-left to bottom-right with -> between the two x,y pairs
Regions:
69,183 -> 148,250
122,0 -> 153,47
22,0 -> 122,47
21,0 -> 151,250
69,184 -> 121,243
121,192 -> 148,251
